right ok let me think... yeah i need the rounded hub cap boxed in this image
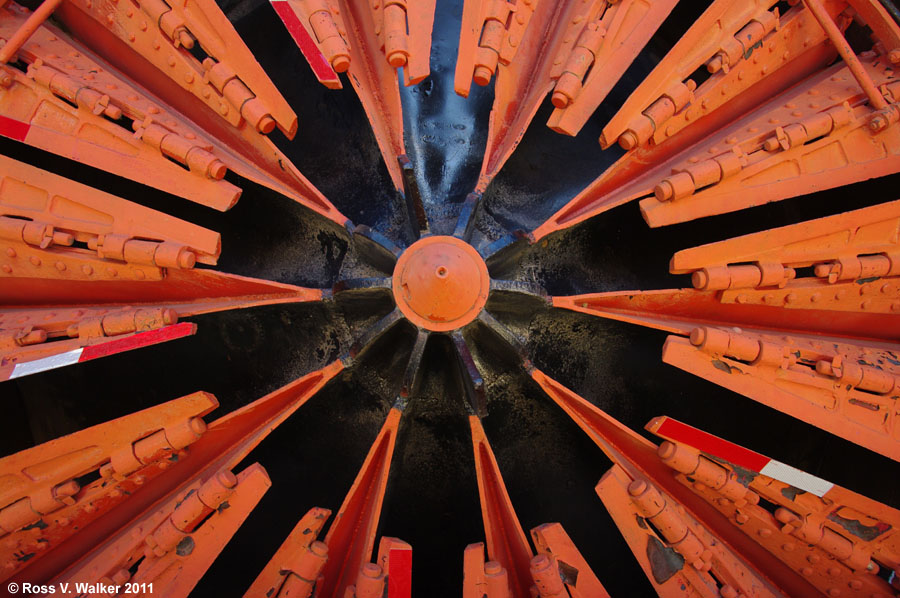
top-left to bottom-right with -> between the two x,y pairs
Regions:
392,236 -> 490,332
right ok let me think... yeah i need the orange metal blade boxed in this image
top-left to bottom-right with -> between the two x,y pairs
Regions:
125,464 -> 271,598
6,361 -> 343,585
552,287 -> 900,342
0,2 -> 347,223
402,1 -> 436,86
530,368 -> 821,597
645,415 -> 900,596
471,0 -> 603,191
460,0 -> 674,191
1,268 -> 322,309
670,199 -> 900,284
597,464 -> 783,598
317,407 -> 401,598
0,269 -> 323,375
554,283 -> 900,459
269,0 -> 347,89
530,522 -> 609,598
274,0 -> 432,191
333,0 -> 407,190
244,507 -> 332,598
23,8 -> 343,224
469,414 -> 533,598
0,155 -> 220,274
54,0 -> 297,138
546,0 -> 678,137
600,0 -> 842,150
661,332 -> 900,460
533,53 -> 900,237
0,391 -> 217,580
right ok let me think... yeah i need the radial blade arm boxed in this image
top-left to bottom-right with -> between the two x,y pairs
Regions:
0,391 -> 217,580
547,0 -> 678,137
469,415 -> 534,597
7,361 -> 343,585
125,464 -> 271,598
670,199 -> 900,287
317,407 -> 401,598
552,287 -> 900,341
244,507 -> 332,598
531,367 -> 826,597
530,523 -> 610,598
600,0 -> 841,150
0,155 -> 220,277
1,269 -> 324,378
54,0 -> 297,137
661,329 -> 900,460
644,415 -> 900,596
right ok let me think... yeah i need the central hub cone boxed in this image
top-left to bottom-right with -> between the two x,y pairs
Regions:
392,236 -> 490,332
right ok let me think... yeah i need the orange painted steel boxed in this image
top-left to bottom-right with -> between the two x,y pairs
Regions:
670,199 -> 900,290
54,0 -> 297,138
463,542 -> 512,598
553,289 -> 900,458
121,465 -> 271,597
46,464 -> 271,597
0,0 -> 64,63
270,0 -> 434,89
1,267 -> 323,308
244,507 -> 332,598
530,368 -> 824,597
553,286 -> 900,342
663,330 -> 900,461
528,0 -> 900,240
272,0 -> 434,190
597,465 -> 786,598
552,198 -> 900,459
600,0 -> 844,150
546,0 -> 677,137
468,414 -> 534,598
0,155 -> 220,279
343,536 -> 412,598
0,390 -> 217,580
316,406 -> 401,598
534,53 -> 900,237
5,361 -> 343,587
530,523 -> 609,598
0,269 -> 323,375
0,2 -> 347,224
392,235 -> 490,332
455,0 -> 676,192
645,415 -> 900,597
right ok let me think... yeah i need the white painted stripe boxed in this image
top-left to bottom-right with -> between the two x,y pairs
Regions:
9,349 -> 84,379
760,460 -> 834,497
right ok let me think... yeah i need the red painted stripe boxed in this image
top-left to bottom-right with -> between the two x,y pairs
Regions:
270,1 -> 340,84
80,322 -> 196,361
655,417 -> 770,472
0,114 -> 31,141
388,547 -> 412,598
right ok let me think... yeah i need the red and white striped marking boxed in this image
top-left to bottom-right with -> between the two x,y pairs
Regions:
650,416 -> 834,497
2,323 -> 196,381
